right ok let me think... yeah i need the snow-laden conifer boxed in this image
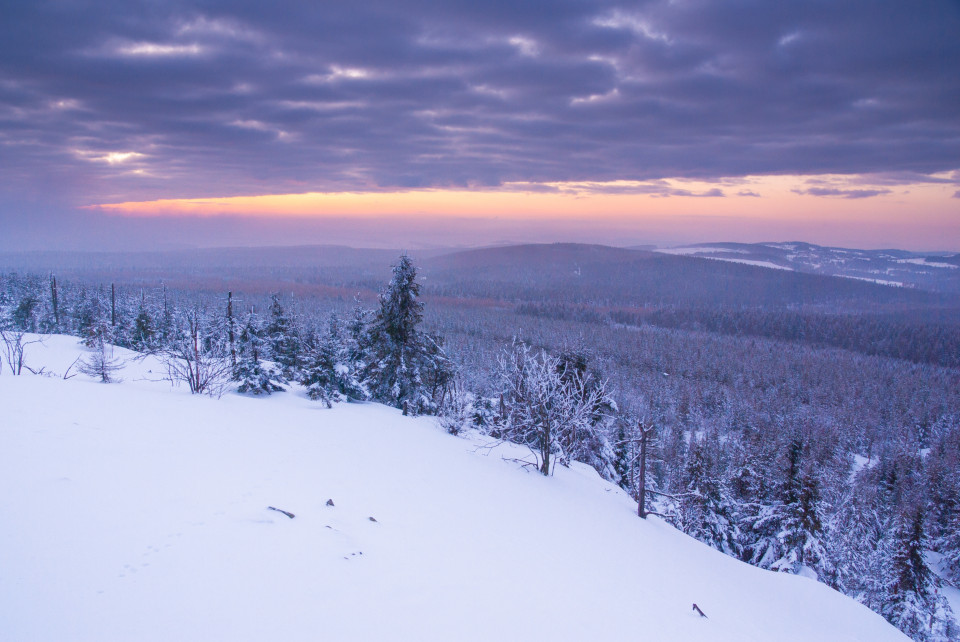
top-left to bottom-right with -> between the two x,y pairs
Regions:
361,255 -> 452,415
266,294 -> 301,381
299,315 -> 364,407
235,312 -> 284,395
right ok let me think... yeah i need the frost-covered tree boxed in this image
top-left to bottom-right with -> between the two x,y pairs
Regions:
160,306 -> 231,397
496,340 -> 608,476
554,350 -> 618,481
346,303 -> 371,364
78,335 -> 123,383
741,437 -> 829,579
678,437 -> 741,556
362,255 -> 452,415
824,478 -> 885,596
881,507 -> 955,641
299,315 -> 363,407
266,293 -> 301,380
941,510 -> 960,587
235,312 -> 284,395
11,289 -> 40,332
130,299 -> 156,353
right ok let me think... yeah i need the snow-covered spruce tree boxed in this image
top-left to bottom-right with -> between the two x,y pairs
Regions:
824,475 -> 886,596
299,315 -> 363,407
677,436 -> 742,557
496,340 -> 609,476
266,293 -> 301,381
361,254 -> 452,415
941,510 -> 960,587
77,287 -> 112,348
881,506 -> 956,641
10,287 -> 40,333
741,436 -> 829,579
346,303 -> 371,367
235,312 -> 284,395
130,297 -> 157,353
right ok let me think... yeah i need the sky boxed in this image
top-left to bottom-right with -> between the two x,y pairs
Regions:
1,0 -> 959,252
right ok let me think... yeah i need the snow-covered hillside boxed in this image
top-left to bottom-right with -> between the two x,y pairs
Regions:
654,242 -> 960,292
0,336 -> 908,641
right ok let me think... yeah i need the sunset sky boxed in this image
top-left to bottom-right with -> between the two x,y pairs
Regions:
2,1 -> 958,252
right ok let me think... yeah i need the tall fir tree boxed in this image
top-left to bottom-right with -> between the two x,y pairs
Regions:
362,255 -> 451,415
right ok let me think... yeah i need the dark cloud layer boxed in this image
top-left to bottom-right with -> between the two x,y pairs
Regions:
1,0 -> 959,205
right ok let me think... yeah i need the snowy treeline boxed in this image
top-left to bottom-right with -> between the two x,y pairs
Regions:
2,259 -> 959,641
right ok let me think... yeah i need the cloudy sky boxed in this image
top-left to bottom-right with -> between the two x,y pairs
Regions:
2,0 -> 959,251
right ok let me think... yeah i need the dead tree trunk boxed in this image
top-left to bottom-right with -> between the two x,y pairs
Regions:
227,291 -> 236,371
110,283 -> 116,327
637,420 -> 655,518
50,275 -> 59,327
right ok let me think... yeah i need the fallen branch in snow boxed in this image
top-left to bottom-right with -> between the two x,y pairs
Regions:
644,510 -> 670,519
267,506 -> 295,519
469,439 -> 502,456
645,489 -> 690,500
502,456 -> 540,472
62,356 -> 80,380
692,603 -> 708,618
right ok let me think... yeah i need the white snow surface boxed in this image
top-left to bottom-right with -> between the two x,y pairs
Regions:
702,257 -> 793,271
896,258 -> 958,269
840,275 -> 905,287
0,335 -> 908,642
653,248 -> 792,271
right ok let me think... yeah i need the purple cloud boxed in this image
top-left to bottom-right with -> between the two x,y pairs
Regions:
0,0 -> 957,210
792,187 -> 893,199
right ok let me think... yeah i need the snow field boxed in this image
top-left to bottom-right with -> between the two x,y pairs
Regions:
0,336 -> 907,641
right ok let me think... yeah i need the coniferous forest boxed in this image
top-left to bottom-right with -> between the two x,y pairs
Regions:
2,244 -> 959,641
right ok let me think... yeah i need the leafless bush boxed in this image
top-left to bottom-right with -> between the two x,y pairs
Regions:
159,312 -> 231,397
0,329 -> 43,376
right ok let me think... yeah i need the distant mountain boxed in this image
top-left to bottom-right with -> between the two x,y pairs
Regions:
653,242 -> 960,294
422,242 -> 952,311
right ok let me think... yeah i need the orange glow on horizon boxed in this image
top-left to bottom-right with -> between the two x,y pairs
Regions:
83,175 -> 960,249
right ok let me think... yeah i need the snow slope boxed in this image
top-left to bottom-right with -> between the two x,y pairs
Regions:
0,336 -> 907,641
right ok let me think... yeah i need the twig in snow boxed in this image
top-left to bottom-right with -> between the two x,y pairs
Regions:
267,506 -> 295,519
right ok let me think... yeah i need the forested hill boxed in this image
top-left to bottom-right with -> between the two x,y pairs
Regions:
419,243 -> 960,368
421,243 -> 953,310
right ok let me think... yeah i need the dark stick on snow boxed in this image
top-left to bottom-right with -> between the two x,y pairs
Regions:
692,603 -> 708,618
268,506 -> 295,519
